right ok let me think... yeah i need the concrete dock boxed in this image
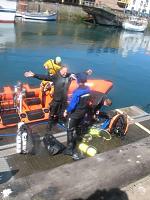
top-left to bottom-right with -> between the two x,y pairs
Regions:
0,106 -> 150,199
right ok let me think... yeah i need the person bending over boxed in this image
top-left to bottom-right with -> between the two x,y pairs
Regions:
63,73 -> 92,160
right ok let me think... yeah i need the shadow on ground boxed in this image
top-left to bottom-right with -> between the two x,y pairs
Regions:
0,170 -> 19,184
73,188 -> 129,200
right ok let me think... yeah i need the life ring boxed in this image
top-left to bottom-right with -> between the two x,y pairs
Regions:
108,114 -> 128,136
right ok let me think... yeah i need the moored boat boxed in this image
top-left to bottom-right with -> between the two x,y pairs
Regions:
0,80 -> 113,130
0,0 -> 17,23
122,16 -> 148,32
21,11 -> 57,22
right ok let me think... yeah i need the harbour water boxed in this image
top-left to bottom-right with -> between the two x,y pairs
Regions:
0,22 -> 150,111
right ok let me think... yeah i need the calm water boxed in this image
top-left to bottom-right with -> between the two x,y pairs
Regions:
0,22 -> 150,111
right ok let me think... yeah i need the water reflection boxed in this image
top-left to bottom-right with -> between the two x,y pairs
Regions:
0,24 -> 16,51
119,31 -> 150,57
13,22 -> 119,49
4,22 -> 150,57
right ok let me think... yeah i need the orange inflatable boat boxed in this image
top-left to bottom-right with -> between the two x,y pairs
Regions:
0,79 -> 113,129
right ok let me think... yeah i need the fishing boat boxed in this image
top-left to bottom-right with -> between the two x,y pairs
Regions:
21,11 -> 57,22
0,0 -> 17,23
0,80 -> 113,129
122,0 -> 150,31
16,0 -> 57,22
122,16 -> 148,32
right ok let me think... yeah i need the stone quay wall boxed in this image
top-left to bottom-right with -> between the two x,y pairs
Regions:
27,2 -> 87,22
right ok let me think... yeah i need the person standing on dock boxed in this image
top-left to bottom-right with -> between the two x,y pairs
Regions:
63,73 -> 92,160
24,66 -> 75,132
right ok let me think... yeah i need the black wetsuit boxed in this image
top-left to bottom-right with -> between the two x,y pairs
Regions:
34,71 -> 73,130
64,85 -> 91,155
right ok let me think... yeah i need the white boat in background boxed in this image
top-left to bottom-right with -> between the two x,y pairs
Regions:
122,16 -> 148,32
0,0 -> 17,23
21,11 -> 57,22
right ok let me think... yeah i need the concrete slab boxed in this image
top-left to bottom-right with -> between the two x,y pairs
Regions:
123,175 -> 150,200
1,136 -> 150,200
0,106 -> 150,200
117,106 -> 149,119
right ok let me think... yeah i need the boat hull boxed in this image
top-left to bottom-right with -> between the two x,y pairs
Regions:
0,9 -> 16,23
0,80 -> 113,130
122,21 -> 147,32
0,0 -> 16,23
21,12 -> 57,22
82,5 -> 123,27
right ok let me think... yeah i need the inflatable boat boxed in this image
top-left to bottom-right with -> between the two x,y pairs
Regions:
0,79 -> 113,129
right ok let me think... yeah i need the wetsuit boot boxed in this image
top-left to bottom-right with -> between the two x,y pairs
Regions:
63,130 -> 75,156
47,115 -> 55,135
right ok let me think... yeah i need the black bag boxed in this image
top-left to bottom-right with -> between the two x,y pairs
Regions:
43,134 -> 65,155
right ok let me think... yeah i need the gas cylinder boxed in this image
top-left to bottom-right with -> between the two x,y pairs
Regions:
78,143 -> 97,157
16,122 -> 24,154
16,132 -> 22,153
22,130 -> 28,154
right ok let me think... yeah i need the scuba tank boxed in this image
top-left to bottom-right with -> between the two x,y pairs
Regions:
16,122 -> 24,154
22,129 -> 28,154
78,143 -> 97,157
16,133 -> 22,153
16,122 -> 33,154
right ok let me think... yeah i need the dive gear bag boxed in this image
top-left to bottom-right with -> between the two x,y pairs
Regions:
43,134 -> 65,155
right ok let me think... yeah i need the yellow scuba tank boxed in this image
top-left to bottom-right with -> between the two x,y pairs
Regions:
78,143 -> 97,157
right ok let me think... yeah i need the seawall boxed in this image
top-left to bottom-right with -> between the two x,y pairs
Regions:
26,2 -> 87,22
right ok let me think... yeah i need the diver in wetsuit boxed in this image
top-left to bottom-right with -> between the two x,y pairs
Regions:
24,67 -> 75,131
40,56 -> 63,100
63,73 -> 92,160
